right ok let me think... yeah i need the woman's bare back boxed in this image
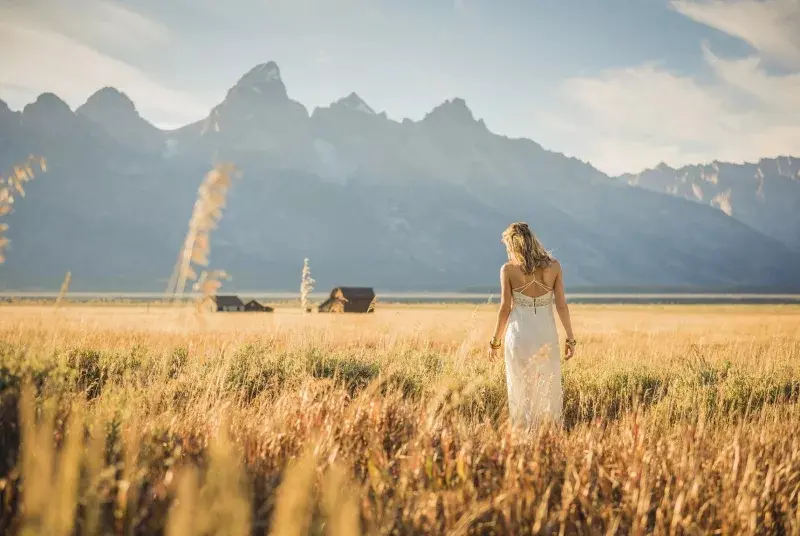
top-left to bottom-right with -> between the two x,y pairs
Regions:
504,262 -> 559,298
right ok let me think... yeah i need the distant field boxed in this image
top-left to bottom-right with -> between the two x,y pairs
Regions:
3,291 -> 800,305
1,303 -> 799,534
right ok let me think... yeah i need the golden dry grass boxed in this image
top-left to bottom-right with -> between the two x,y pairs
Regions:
167,163 -> 237,307
1,303 -> 799,535
0,156 -> 46,264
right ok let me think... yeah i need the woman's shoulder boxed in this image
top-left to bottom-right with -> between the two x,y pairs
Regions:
545,258 -> 562,273
500,262 -> 516,275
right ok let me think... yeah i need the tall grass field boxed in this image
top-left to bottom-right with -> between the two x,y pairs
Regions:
1,302 -> 799,534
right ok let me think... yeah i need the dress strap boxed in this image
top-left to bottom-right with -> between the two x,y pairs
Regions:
512,271 -> 553,294
513,278 -> 536,293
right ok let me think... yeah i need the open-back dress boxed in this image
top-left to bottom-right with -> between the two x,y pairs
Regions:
503,273 -> 563,429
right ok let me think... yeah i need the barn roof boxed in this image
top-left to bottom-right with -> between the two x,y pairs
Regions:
331,287 -> 375,300
245,300 -> 274,311
213,295 -> 244,307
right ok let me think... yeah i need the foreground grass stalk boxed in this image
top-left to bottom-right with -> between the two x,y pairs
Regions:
19,384 -> 84,536
166,163 -> 236,304
166,468 -> 199,536
0,156 -> 46,264
300,258 -> 315,313
270,448 -> 317,536
322,464 -> 361,536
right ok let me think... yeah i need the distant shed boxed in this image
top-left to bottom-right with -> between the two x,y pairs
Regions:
212,295 -> 245,312
318,287 -> 376,313
245,300 -> 274,312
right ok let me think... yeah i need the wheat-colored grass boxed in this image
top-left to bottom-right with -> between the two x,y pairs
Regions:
0,156 -> 46,263
300,258 -> 315,313
166,163 -> 237,307
1,303 -> 799,534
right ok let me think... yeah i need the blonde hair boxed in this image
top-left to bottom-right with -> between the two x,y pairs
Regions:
501,222 -> 554,275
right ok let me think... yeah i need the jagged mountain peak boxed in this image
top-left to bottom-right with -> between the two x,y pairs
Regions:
3,65 -> 800,292
22,93 -> 74,127
422,98 -> 486,130
244,61 -> 282,82
654,162 -> 674,172
204,61 -> 309,136
76,87 -> 162,150
25,93 -> 72,113
227,61 -> 287,100
332,92 -> 376,115
427,97 -> 471,116
759,155 -> 800,180
79,87 -> 138,116
0,98 -> 18,127
626,154 -> 800,251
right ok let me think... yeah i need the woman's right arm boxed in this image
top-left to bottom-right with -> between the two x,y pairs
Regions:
553,261 -> 576,359
490,264 -> 513,359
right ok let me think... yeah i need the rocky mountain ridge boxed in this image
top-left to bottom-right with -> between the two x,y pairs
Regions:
621,158 -> 800,251
1,62 -> 798,292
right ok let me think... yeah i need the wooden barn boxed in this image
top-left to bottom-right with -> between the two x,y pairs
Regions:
245,300 -> 274,312
212,295 -> 245,312
318,287 -> 376,313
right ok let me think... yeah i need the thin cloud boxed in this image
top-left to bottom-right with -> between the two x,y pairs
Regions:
0,1 -> 208,126
553,65 -> 734,173
0,22 -> 208,126
555,60 -> 800,174
671,0 -> 800,68
702,43 -> 800,107
548,2 -> 800,175
2,0 -> 171,57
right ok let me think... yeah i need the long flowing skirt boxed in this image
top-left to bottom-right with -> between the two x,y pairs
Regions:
503,303 -> 563,430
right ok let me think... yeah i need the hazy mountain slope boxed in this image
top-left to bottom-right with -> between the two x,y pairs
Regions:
621,158 -> 800,251
76,87 -> 165,154
1,62 -> 798,292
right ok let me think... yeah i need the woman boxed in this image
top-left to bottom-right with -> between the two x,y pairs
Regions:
489,222 -> 576,430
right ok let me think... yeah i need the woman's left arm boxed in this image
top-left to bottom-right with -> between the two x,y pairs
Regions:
490,265 -> 512,358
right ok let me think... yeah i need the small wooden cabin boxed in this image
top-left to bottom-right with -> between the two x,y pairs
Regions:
212,295 -> 245,312
318,287 -> 376,313
245,300 -> 274,312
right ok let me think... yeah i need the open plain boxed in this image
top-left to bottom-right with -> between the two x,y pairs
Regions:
1,302 -> 799,534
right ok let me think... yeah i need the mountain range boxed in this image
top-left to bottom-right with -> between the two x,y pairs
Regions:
620,159 -> 800,252
1,61 -> 798,292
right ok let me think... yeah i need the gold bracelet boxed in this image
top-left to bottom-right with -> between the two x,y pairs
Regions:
565,338 -> 577,347
489,338 -> 502,349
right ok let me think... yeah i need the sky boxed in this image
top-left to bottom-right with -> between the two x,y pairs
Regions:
1,0 -> 799,175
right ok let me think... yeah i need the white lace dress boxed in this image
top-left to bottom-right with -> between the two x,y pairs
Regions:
504,288 -> 563,430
